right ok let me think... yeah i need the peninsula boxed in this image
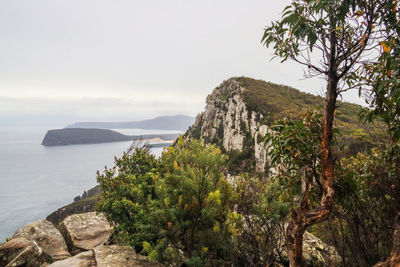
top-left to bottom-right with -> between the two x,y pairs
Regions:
42,128 -> 179,146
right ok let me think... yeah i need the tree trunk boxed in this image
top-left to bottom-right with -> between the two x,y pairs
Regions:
286,212 -> 306,266
321,72 -> 337,212
374,212 -> 400,267
286,37 -> 338,267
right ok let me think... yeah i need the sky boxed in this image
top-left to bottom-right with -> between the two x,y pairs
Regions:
0,0 -> 365,128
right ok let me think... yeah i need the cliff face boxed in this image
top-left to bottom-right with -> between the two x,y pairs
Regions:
186,76 -> 378,174
186,78 -> 270,173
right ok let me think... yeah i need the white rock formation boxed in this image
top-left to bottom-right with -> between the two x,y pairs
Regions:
188,78 -> 270,172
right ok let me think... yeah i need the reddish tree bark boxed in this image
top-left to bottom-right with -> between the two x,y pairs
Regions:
286,24 -> 338,267
262,1 -> 382,265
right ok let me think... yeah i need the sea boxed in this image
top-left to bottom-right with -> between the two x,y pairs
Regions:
0,126 -> 181,241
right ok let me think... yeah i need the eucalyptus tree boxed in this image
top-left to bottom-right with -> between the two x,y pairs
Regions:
262,0 -> 392,265
362,1 -> 399,142
362,2 -> 400,265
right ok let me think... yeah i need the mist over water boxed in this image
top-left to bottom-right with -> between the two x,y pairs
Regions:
0,127 -> 172,241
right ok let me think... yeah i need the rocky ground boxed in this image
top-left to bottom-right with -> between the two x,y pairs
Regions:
0,212 -> 162,267
0,210 -> 341,266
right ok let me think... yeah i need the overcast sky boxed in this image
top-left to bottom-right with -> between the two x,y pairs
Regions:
0,0 -> 364,128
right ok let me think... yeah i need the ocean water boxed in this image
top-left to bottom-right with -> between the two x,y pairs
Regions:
0,127 -> 179,241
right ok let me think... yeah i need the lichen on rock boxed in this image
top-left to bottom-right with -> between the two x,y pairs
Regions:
12,219 -> 70,261
0,237 -> 52,267
58,212 -> 113,255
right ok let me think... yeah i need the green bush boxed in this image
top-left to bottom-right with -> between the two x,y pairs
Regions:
97,138 -> 239,266
313,145 -> 400,266
96,144 -> 160,250
233,174 -> 288,266
147,138 -> 237,265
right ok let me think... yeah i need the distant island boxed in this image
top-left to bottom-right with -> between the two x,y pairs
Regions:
42,128 -> 179,146
65,115 -> 195,132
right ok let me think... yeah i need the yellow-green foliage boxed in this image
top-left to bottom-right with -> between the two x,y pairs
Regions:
97,138 -> 239,266
149,137 -> 237,265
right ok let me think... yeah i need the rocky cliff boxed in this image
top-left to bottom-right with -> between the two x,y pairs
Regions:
186,77 -> 270,173
185,76 -> 378,174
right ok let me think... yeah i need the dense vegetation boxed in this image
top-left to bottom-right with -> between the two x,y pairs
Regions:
94,73 -> 397,267
98,139 -> 237,265
265,111 -> 400,266
261,0 -> 399,264
313,145 -> 400,266
96,116 -> 399,266
95,0 -> 399,265
97,138 -> 295,266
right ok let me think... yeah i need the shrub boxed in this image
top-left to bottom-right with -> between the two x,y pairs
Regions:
97,138 -> 239,266
96,143 -> 160,250
233,174 -> 288,266
146,138 -> 237,265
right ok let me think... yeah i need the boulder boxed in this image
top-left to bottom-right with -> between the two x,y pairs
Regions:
93,245 -> 163,267
58,212 -> 113,254
277,231 -> 342,266
47,245 -> 163,267
0,237 -> 52,267
13,219 -> 71,261
47,250 -> 95,267
302,231 -> 342,266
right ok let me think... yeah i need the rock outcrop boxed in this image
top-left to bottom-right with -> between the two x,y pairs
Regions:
46,195 -> 98,225
58,212 -> 113,255
47,245 -> 163,267
1,212 -> 161,267
186,76 -> 373,174
186,78 -> 270,173
0,237 -> 52,267
12,219 -> 71,261
93,245 -> 162,267
46,250 -> 95,267
299,231 -> 341,266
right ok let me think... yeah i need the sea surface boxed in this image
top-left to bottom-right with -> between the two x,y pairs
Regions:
0,127 -> 180,241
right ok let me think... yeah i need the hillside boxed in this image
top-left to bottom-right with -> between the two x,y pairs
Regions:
66,115 -> 195,131
185,77 -> 382,174
42,128 -> 179,146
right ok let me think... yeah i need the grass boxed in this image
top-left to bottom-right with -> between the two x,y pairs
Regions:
66,195 -> 99,208
237,77 -> 324,123
236,77 -> 385,156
